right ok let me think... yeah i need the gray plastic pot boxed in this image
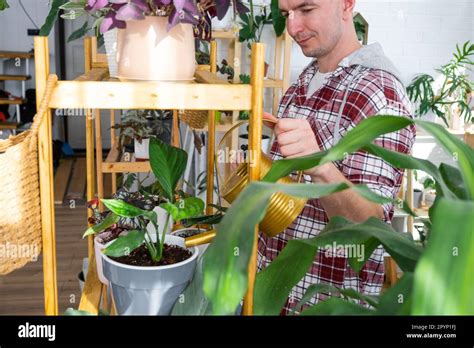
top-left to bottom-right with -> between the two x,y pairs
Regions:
102,235 -> 199,315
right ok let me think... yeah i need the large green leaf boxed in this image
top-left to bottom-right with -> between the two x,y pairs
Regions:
101,199 -> 148,218
363,143 -> 456,199
438,163 -> 467,199
149,138 -> 188,201
270,0 -> 285,36
0,0 -> 9,11
82,213 -> 120,238
376,273 -> 413,315
412,198 -> 474,314
160,197 -> 205,222
39,0 -> 67,36
292,283 -> 379,315
253,216 -> 422,315
263,116 -> 414,182
299,297 -> 375,315
203,182 -> 351,315
67,20 -> 89,43
103,230 -> 145,257
416,121 -> 474,199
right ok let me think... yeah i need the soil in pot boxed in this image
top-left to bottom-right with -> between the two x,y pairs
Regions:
110,244 -> 192,267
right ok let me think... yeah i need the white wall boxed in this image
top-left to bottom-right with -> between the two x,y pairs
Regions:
228,0 -> 474,86
0,0 -> 57,97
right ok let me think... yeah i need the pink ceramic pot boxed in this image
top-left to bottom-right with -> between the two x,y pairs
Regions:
116,16 -> 196,81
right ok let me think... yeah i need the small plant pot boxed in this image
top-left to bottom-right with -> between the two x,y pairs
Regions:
102,235 -> 199,315
424,191 -> 436,207
171,227 -> 209,255
239,133 -> 271,154
134,138 -> 150,160
413,189 -> 423,208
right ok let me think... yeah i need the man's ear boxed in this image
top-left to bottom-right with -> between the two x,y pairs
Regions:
342,0 -> 356,20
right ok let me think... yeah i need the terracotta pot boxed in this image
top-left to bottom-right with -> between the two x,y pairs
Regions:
116,16 -> 196,81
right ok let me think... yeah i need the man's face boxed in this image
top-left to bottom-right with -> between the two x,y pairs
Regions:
279,0 -> 344,58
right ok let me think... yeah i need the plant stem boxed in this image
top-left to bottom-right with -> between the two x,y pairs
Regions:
158,213 -> 170,260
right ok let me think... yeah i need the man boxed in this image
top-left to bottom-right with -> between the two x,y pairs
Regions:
257,0 -> 416,313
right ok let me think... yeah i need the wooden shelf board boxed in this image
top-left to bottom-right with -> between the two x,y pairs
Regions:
263,78 -> 284,88
0,98 -> 24,105
212,30 -> 238,39
0,74 -> 31,81
102,161 -> 151,173
0,122 -> 18,130
103,147 -> 151,173
0,50 -> 34,59
74,68 -> 109,82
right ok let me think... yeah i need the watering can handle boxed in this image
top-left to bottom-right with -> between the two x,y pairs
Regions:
215,119 -> 304,185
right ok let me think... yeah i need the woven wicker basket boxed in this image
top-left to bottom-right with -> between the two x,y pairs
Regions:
179,109 -> 208,129
0,92 -> 47,275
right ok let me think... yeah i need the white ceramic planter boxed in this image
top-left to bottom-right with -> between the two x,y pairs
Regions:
102,235 -> 199,315
134,138 -> 150,160
104,28 -> 118,78
116,16 -> 196,81
211,5 -> 233,30
94,235 -> 109,285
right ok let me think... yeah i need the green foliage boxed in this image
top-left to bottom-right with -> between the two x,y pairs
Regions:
407,41 -> 474,126
0,0 -> 9,11
200,115 -> 474,315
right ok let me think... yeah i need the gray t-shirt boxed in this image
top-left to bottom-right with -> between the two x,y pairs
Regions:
307,70 -> 332,97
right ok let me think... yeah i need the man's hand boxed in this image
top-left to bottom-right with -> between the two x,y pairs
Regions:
265,112 -> 330,177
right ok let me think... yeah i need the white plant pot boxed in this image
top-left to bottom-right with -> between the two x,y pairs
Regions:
94,235 -> 109,285
134,138 -> 150,160
104,28 -> 118,78
211,5 -> 234,30
102,235 -> 199,315
424,191 -> 436,207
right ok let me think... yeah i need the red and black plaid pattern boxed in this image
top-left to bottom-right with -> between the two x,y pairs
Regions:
257,61 -> 416,314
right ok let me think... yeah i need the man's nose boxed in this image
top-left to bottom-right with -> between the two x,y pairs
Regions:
286,12 -> 303,38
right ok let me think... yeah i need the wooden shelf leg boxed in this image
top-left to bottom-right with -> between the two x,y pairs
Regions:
242,43 -> 265,316
34,36 -> 59,315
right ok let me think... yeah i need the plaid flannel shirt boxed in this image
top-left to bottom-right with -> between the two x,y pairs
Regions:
257,60 -> 416,314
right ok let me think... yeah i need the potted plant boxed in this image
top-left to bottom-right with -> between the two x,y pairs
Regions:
82,184 -> 164,284
113,109 -> 171,160
41,0 -> 249,81
88,137 -> 205,314
407,41 -> 473,129
238,0 -> 286,78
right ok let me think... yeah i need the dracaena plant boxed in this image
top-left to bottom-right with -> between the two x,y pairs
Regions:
85,138 -> 205,262
407,41 -> 474,127
171,115 -> 473,315
40,0 -> 249,41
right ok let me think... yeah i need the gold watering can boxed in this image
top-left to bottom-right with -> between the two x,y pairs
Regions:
217,120 -> 307,238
